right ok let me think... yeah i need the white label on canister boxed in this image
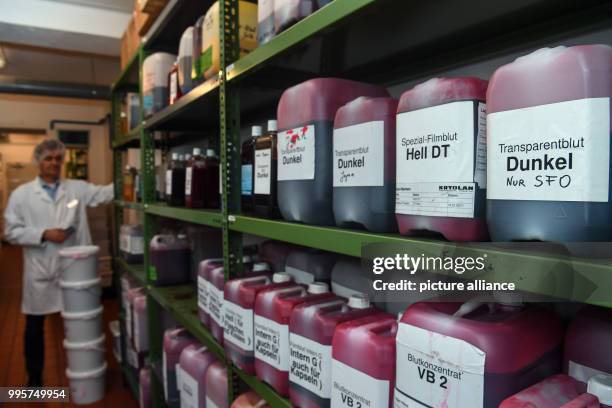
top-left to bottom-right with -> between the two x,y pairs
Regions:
331,359 -> 390,408
206,397 -> 220,408
254,148 -> 272,195
254,315 -> 289,371
185,167 -> 193,195
396,101 -> 481,218
285,265 -> 314,284
197,276 -> 208,313
278,124 -> 315,181
223,301 -> 254,351
487,97 -> 610,202
475,102 -> 487,188
165,170 -> 172,195
568,360 -> 611,383
179,367 -> 199,408
394,323 -> 485,408
289,333 -> 332,399
125,236 -> 144,255
208,283 -> 224,326
163,351 -> 168,399
333,120 -> 384,187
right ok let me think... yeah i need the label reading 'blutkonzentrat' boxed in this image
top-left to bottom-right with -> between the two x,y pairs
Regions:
333,120 -> 385,187
331,359 -> 390,408
487,97 -> 610,202
396,101 -> 484,218
278,125 -> 315,181
394,323 -> 485,408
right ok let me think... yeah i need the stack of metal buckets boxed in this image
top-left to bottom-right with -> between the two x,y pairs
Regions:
58,245 -> 106,405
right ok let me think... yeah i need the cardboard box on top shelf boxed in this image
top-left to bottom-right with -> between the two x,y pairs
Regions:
137,0 -> 168,15
120,16 -> 140,69
134,8 -> 153,37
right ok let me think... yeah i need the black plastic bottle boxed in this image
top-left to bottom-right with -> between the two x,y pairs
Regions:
167,153 -> 186,207
241,126 -> 260,213
254,120 -> 279,218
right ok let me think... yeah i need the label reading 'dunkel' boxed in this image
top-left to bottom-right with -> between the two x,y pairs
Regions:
254,315 -> 289,371
278,125 -> 315,181
179,368 -> 199,408
487,97 -> 610,202
223,301 -> 254,351
394,323 -> 485,408
331,359 -> 390,408
289,333 -> 332,398
197,276 -> 208,312
333,121 -> 385,187
255,148 -> 272,195
396,101 -> 485,218
207,282 -> 224,326
185,167 -> 193,195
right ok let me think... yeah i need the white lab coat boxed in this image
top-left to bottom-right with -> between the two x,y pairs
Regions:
4,177 -> 114,315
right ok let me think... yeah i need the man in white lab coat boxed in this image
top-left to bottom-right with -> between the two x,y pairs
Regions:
3,139 -> 114,386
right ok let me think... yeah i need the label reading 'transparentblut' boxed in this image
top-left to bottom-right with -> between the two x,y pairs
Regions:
255,148 -> 272,195
333,121 -> 385,187
278,125 -> 315,181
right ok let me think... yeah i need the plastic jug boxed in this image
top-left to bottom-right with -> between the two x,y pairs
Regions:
254,282 -> 334,396
178,27 -> 194,94
277,78 -> 389,225
166,153 -> 186,207
286,248 -> 335,284
258,240 -> 296,272
178,344 -> 217,408
142,52 -> 176,117
139,367 -> 151,408
289,294 -> 382,408
198,258 -> 224,327
395,77 -> 489,241
254,120 -> 280,218
208,266 -> 226,344
200,1 -> 257,81
205,361 -> 228,408
133,294 -> 148,353
486,45 -> 612,242
333,97 -> 398,232
274,0 -> 315,34
202,149 -> 221,209
258,0 -> 275,45
119,224 -> 144,264
565,306 -> 612,385
242,126 -> 260,213
331,313 -> 397,408
149,234 -> 191,286
395,302 -> 564,408
499,374 -> 600,408
162,328 -> 198,408
232,391 -> 272,407
330,256 -> 377,302
224,272 -> 295,374
192,15 -> 205,85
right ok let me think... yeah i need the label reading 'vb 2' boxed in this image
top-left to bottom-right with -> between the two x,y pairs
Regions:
331,359 -> 390,408
289,333 -> 332,399
333,120 -> 385,187
396,101 -> 486,218
223,301 -> 254,351
487,97 -> 610,202
394,323 -> 485,408
278,125 -> 315,181
254,315 -> 289,371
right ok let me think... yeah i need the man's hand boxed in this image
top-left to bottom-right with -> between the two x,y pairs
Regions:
43,229 -> 70,244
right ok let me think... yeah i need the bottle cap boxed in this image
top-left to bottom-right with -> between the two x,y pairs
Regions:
171,153 -> 179,160
267,120 -> 278,132
272,272 -> 292,283
252,262 -> 270,272
206,149 -> 215,157
193,147 -> 201,155
588,374 -> 612,405
252,126 -> 263,137
348,294 -> 370,309
307,282 -> 329,294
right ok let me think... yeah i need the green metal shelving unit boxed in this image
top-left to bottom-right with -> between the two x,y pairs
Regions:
110,0 -> 612,406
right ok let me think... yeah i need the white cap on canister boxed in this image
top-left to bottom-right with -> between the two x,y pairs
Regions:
252,262 -> 270,272
267,120 -> 278,132
206,149 -> 215,157
193,147 -> 201,155
348,294 -> 370,309
171,153 -> 179,160
588,374 -> 612,406
272,272 -> 292,283
307,282 -> 329,294
252,126 -> 263,137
